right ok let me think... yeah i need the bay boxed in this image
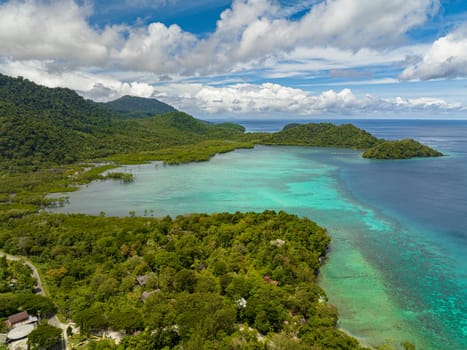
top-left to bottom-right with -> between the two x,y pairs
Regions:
50,120 -> 467,349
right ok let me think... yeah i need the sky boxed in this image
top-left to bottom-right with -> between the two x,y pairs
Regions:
1,0 -> 467,120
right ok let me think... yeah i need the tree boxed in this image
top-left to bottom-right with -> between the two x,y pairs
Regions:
27,324 -> 62,350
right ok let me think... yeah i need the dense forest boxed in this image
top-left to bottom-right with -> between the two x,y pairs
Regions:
0,74 -> 248,168
362,139 -> 444,159
102,95 -> 178,118
0,211 -> 370,349
264,123 -> 379,149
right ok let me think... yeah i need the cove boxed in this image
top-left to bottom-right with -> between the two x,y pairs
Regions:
50,145 -> 466,349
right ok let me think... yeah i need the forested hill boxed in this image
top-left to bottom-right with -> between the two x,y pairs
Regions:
0,74 -> 120,165
0,74 -> 112,119
264,122 -> 443,159
0,74 -> 246,168
264,123 -> 380,149
103,95 -> 177,118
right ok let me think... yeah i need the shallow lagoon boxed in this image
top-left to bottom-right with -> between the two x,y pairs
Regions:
51,120 -> 467,349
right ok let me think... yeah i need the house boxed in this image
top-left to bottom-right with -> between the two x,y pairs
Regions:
5,311 -> 29,328
141,289 -> 160,302
136,275 -> 148,286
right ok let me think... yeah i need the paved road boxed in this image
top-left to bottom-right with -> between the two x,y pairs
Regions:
1,251 -> 70,349
0,251 -> 45,296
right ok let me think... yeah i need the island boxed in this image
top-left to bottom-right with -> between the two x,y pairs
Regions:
263,123 -> 443,159
362,139 -> 444,159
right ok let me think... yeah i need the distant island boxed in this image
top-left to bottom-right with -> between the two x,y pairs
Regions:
362,139 -> 444,159
264,122 -> 443,160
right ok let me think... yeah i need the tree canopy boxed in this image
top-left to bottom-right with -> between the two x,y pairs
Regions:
102,95 -> 177,118
362,139 -> 444,159
0,210 -> 368,349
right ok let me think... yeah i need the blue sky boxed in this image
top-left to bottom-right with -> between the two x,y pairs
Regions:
1,0 -> 467,119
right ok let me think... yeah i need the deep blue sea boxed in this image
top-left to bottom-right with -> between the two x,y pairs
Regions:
51,119 -> 467,349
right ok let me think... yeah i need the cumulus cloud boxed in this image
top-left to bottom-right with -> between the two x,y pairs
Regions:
0,0 -> 119,65
4,58 -> 459,116
400,25 -> 467,80
145,82 -> 463,116
0,59 -> 155,102
0,0 -> 440,75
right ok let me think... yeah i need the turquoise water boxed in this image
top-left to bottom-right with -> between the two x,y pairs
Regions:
50,120 -> 467,349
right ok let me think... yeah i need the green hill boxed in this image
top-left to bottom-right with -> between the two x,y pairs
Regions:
103,95 -> 177,118
261,122 -> 442,159
0,74 -> 121,165
362,139 -> 444,159
0,74 -> 245,168
264,123 -> 380,149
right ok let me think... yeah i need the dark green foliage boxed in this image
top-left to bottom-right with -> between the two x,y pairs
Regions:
0,74 -> 117,166
0,257 -> 36,293
264,123 -> 380,149
216,122 -> 246,132
262,122 -> 443,160
27,324 -> 62,350
362,139 -> 444,159
102,95 -> 177,118
0,293 -> 57,318
105,172 -> 134,183
0,74 -> 246,168
401,341 -> 417,350
281,122 -> 301,131
0,211 -> 364,349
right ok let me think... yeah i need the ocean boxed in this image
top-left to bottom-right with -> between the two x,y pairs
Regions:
50,119 -> 467,349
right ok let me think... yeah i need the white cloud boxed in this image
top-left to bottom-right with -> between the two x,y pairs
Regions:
0,59 -> 155,102
0,0 -> 440,76
260,44 -> 430,79
147,82 -> 463,116
400,25 -> 467,80
0,0 -> 119,65
2,59 -> 461,116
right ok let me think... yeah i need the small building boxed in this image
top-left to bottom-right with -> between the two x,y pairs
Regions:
136,275 -> 148,286
141,289 -> 160,302
5,311 -> 29,328
7,324 -> 35,342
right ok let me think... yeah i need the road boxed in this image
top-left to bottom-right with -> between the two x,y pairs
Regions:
0,250 -> 70,349
0,251 -> 45,296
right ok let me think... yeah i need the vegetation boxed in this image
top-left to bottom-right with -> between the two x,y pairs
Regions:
0,211 -> 368,349
0,256 -> 36,293
0,293 -> 57,318
105,172 -> 135,184
0,74 -> 246,168
264,123 -> 442,160
362,139 -> 444,159
102,95 -> 177,118
28,323 -> 63,350
264,123 -> 380,149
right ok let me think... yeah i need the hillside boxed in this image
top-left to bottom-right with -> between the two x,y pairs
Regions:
0,74 -> 245,168
263,122 -> 442,159
103,95 -> 177,118
264,123 -> 380,149
362,139 -> 444,159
